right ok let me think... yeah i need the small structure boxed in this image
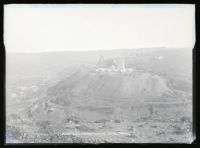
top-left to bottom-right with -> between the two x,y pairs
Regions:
7,114 -> 23,124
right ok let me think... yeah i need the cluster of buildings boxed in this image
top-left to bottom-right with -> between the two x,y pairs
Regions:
95,56 -> 134,74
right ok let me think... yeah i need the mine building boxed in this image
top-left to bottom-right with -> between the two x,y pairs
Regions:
95,55 -> 134,74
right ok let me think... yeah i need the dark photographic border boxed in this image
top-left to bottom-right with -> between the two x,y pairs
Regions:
0,0 -> 199,146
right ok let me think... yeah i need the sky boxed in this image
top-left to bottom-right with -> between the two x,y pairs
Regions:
4,4 -> 195,53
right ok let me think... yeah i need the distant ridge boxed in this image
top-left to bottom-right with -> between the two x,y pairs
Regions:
6,47 -> 191,54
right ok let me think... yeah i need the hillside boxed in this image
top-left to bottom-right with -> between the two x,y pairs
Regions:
25,49 -> 192,124
6,47 -> 193,143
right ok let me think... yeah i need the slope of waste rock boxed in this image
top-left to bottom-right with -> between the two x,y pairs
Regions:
26,66 -> 175,123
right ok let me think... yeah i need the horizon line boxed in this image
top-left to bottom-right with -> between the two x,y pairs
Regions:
5,46 -> 193,54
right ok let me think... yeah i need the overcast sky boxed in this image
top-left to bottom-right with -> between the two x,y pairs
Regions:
4,4 -> 195,53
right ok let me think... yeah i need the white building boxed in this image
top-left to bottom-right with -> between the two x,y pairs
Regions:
95,58 -> 134,74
